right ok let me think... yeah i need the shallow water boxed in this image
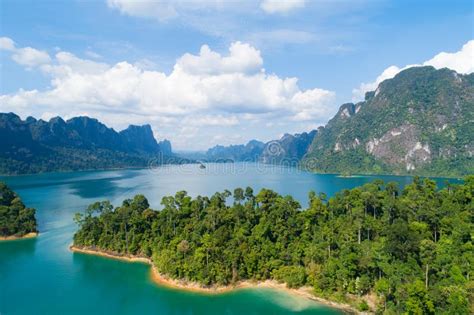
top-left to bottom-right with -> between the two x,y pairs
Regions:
0,164 -> 459,315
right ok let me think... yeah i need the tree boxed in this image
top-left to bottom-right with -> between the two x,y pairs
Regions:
404,280 -> 435,315
0,182 -> 37,237
71,177 -> 474,313
374,277 -> 390,311
419,239 -> 435,288
177,239 -> 190,259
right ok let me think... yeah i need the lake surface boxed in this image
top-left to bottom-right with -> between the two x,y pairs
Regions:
0,163 -> 460,315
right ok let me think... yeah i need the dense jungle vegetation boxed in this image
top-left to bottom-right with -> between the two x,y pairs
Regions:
73,177 -> 473,314
0,182 -> 37,237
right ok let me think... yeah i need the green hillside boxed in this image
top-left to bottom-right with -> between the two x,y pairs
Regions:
303,66 -> 474,176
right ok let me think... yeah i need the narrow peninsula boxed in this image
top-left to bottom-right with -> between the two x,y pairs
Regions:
72,177 -> 473,314
0,182 -> 38,240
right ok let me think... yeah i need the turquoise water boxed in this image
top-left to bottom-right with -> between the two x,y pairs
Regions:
0,164 -> 460,315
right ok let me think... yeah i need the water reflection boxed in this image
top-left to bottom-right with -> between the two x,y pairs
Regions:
68,176 -> 131,199
0,170 -> 142,198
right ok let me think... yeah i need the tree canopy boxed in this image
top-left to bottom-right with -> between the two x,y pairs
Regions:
0,182 -> 37,237
73,176 -> 474,313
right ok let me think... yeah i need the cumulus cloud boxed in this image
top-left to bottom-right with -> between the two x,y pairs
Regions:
41,51 -> 109,76
0,37 -> 51,68
0,37 -> 16,51
353,40 -> 474,101
11,47 -> 51,68
291,88 -> 335,121
260,0 -> 305,14
177,42 -> 263,75
424,40 -> 474,74
0,37 -> 337,149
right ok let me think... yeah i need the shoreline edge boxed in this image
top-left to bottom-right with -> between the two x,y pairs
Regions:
0,232 -> 38,241
70,245 -> 361,314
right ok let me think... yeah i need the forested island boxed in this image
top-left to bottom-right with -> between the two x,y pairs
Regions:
0,182 -> 38,240
72,177 -> 473,314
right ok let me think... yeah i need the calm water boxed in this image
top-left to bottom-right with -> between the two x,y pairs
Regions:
0,163 -> 460,315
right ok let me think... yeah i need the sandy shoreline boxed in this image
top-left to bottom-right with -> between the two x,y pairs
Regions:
70,245 -> 360,313
0,232 -> 38,241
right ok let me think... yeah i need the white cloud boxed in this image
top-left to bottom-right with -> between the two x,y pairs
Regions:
183,114 -> 239,126
291,88 -> 336,121
1,37 -> 51,68
85,50 -> 102,59
260,0 -> 305,14
353,40 -> 474,101
106,0 -> 305,20
12,47 -> 51,68
1,38 -> 337,149
103,0 -> 358,53
106,0 -> 251,21
352,65 -> 403,101
177,42 -> 263,75
424,40 -> 474,74
133,58 -> 158,70
107,0 -> 179,21
41,51 -> 109,77
0,37 -> 16,51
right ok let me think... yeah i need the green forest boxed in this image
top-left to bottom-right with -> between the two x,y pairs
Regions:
0,182 -> 37,237
303,67 -> 474,178
73,177 -> 473,314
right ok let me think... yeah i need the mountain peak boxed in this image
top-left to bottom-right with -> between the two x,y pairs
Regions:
303,67 -> 473,176
49,116 -> 66,125
120,124 -> 159,153
0,113 -> 174,174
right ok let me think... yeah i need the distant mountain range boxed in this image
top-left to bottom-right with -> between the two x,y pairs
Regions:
2,66 -> 472,176
303,66 -> 474,176
194,66 -> 473,176
194,130 -> 317,164
205,140 -> 265,162
261,130 -> 317,164
0,113 -> 176,174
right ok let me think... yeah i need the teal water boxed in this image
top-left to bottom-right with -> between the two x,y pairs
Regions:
0,164 -> 460,315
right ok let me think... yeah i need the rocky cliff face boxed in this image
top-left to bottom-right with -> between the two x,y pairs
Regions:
0,113 -> 174,174
119,124 -> 161,153
158,140 -> 173,156
303,66 -> 474,176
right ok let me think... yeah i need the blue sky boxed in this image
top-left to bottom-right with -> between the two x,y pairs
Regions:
1,0 -> 473,150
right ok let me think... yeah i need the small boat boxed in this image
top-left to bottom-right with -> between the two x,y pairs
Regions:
199,163 -> 206,169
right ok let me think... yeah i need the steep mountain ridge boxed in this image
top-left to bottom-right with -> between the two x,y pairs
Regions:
0,113 -> 174,174
119,124 -> 161,153
303,66 -> 474,176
